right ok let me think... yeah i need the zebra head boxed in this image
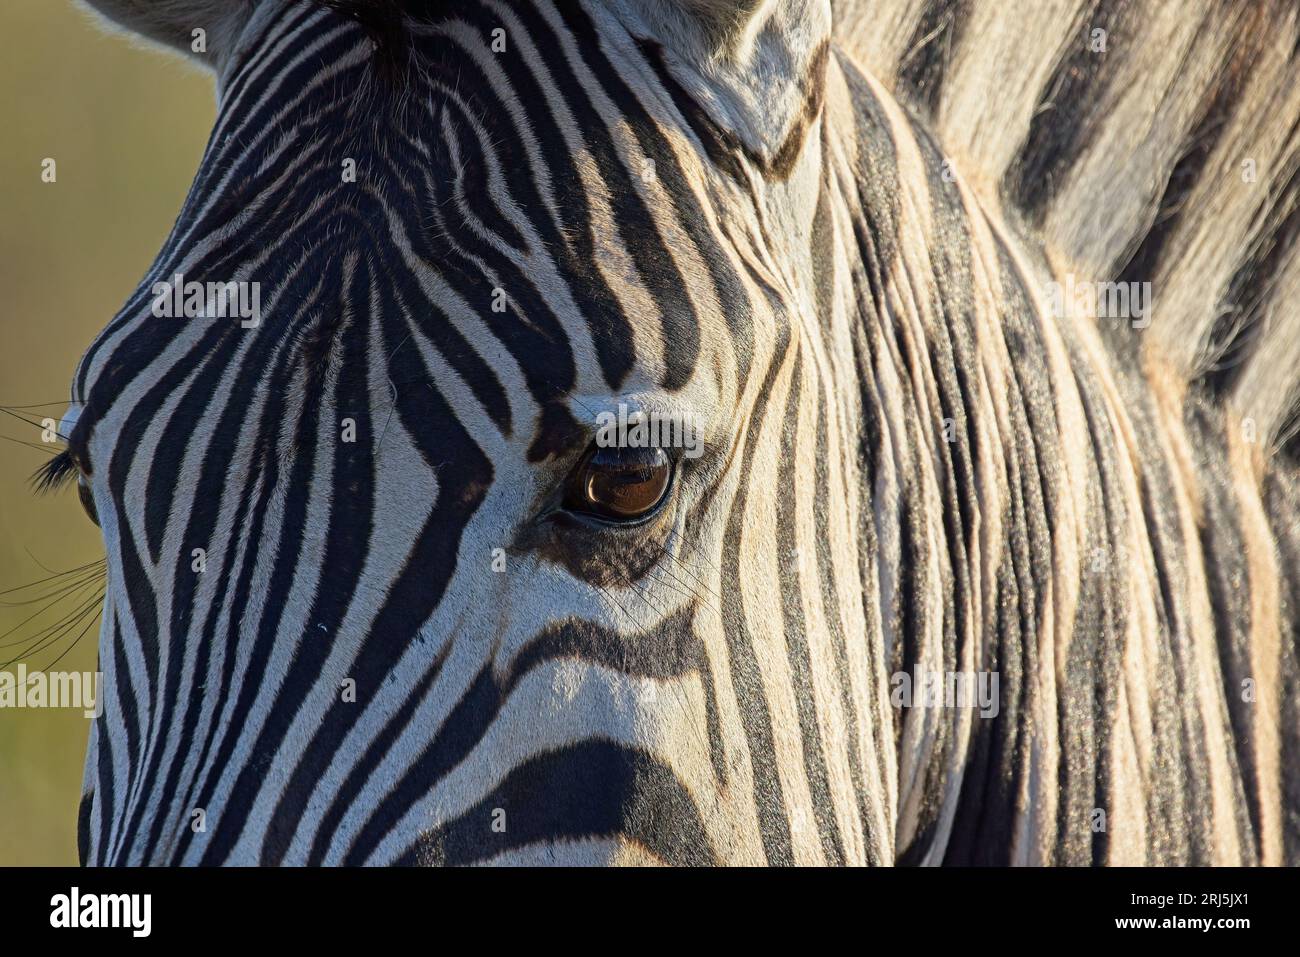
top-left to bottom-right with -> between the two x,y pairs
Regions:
67,0 -> 892,865
67,0 -> 1300,868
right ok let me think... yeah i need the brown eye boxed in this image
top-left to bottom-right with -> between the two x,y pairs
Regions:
77,475 -> 100,528
564,445 -> 672,522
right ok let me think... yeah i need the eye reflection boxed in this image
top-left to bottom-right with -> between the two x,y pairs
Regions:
564,445 -> 672,521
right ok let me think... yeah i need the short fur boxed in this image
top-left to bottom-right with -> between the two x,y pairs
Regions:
65,0 -> 1300,865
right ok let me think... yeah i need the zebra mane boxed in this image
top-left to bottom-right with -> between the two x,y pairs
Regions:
308,0 -> 760,68
835,0 -> 1300,457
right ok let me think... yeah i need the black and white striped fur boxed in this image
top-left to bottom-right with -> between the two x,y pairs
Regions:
63,0 -> 1300,864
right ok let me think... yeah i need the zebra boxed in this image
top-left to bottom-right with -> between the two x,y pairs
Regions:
53,0 -> 1300,865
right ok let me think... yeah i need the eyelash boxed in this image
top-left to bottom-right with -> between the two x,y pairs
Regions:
33,450 -> 79,493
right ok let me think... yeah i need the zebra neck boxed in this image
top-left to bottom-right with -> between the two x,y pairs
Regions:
820,46 -> 1292,865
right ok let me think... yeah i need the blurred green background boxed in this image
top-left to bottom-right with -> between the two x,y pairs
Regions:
0,0 -> 213,864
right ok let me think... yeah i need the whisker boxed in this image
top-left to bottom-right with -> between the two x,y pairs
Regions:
663,533 -> 725,606
0,400 -> 82,410
0,434 -> 65,456
40,596 -> 106,672
653,551 -> 720,615
0,571 -> 102,641
0,558 -> 106,599
0,556 -> 107,670
598,570 -> 713,768
0,406 -> 74,444
0,565 -> 104,610
0,586 -> 105,667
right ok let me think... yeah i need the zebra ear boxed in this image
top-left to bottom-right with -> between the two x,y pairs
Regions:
644,0 -> 832,173
673,0 -> 765,40
75,0 -> 254,70
665,0 -> 828,48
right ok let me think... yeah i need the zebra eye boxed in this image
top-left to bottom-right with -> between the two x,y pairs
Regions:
77,475 -> 100,528
564,445 -> 672,522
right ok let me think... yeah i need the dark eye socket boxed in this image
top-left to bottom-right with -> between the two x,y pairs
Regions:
77,475 -> 100,528
34,448 -> 100,528
563,445 -> 672,522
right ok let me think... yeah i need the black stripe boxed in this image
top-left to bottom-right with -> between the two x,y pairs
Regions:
716,340 -> 797,865
302,644 -> 450,865
1264,465 -> 1300,863
77,788 -> 95,866
810,175 -> 880,862
551,2 -> 754,386
1204,142 -> 1300,398
134,244 -> 348,861
194,270 -> 491,865
1005,0 -> 1129,224
773,355 -> 847,863
897,0 -> 973,115
94,708 -> 116,864
394,740 -> 715,866
1185,401 -> 1263,859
